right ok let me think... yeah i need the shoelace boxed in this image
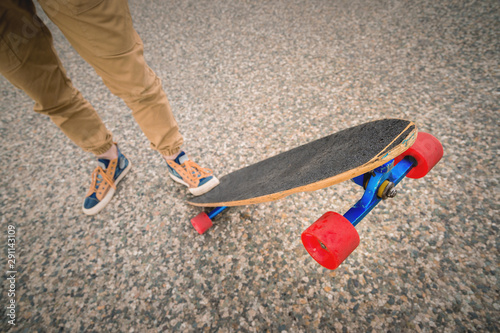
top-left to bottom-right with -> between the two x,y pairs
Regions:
167,160 -> 213,188
87,166 -> 116,196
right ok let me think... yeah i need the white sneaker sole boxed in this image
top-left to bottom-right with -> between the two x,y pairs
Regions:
82,161 -> 132,216
168,173 -> 220,196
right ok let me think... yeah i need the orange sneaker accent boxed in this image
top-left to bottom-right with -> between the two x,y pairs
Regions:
86,164 -> 117,201
166,160 -> 213,188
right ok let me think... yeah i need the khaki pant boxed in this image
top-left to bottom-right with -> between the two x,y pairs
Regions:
0,0 -> 183,156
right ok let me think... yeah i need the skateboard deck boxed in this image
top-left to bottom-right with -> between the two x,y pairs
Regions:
188,118 -> 417,207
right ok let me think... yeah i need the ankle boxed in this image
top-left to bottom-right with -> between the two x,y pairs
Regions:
163,152 -> 181,161
97,144 -> 118,160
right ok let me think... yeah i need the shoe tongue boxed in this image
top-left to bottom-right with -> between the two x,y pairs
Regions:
98,159 -> 110,170
176,152 -> 188,164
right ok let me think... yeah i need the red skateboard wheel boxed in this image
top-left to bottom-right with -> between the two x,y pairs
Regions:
191,212 -> 213,234
395,132 -> 443,179
301,212 -> 360,270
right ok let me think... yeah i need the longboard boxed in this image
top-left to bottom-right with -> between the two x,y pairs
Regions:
188,118 -> 417,207
187,118 -> 443,270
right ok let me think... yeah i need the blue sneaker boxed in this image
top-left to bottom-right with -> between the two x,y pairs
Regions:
82,144 -> 131,215
166,151 -> 219,196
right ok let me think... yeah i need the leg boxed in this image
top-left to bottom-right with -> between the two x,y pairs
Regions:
38,0 -> 184,156
38,0 -> 218,195
0,0 -> 113,155
0,1 -> 131,215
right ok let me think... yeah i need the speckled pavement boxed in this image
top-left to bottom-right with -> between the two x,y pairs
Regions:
1,0 -> 498,331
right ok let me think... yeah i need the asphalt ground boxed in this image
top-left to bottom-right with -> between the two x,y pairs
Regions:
1,0 -> 498,331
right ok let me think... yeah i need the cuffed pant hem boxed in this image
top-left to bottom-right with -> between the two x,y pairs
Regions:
89,141 -> 114,156
157,146 -> 182,157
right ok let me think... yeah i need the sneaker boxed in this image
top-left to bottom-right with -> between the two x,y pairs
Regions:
82,144 -> 131,215
166,151 -> 219,196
